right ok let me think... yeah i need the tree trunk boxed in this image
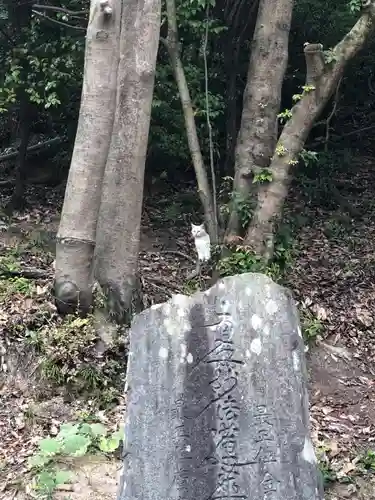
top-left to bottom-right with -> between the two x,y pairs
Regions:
163,0 -> 218,243
222,0 -> 257,176
6,0 -> 33,211
94,0 -> 161,324
10,99 -> 33,211
245,4 -> 375,258
225,0 -> 294,242
54,0 -> 122,315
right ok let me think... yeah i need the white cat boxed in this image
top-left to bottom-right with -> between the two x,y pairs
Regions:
191,223 -> 211,262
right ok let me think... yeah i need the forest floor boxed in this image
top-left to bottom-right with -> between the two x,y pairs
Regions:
0,156 -> 375,499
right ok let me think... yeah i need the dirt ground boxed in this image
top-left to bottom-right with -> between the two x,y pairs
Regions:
0,168 -> 375,499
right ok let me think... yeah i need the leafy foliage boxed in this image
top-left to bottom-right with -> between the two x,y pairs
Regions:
217,246 -> 283,282
28,421 -> 123,498
300,310 -> 324,344
26,314 -> 125,403
0,2 -> 84,113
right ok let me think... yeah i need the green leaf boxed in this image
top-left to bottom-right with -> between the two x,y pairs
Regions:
89,423 -> 108,438
28,453 -> 52,468
54,470 -> 72,485
35,470 -> 56,491
112,430 -> 123,441
57,423 -> 80,439
39,438 -> 62,455
62,434 -> 91,456
99,431 -> 122,453
79,423 -> 93,436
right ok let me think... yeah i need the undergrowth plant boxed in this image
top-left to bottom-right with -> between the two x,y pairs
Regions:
28,421 -> 123,498
216,243 -> 294,283
359,450 -> 375,472
300,310 -> 324,344
317,447 -> 338,486
217,246 -> 281,280
26,314 -> 125,406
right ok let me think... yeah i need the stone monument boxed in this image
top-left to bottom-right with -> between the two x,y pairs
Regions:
118,272 -> 324,500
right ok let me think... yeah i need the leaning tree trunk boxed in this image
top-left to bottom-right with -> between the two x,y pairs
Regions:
225,0 -> 294,242
164,0 -> 218,243
94,0 -> 161,324
245,3 -> 375,258
54,0 -> 121,314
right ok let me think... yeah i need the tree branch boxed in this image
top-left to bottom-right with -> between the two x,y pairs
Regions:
0,136 -> 65,162
164,0 -> 218,243
0,266 -> 51,279
324,76 -> 342,151
309,123 -> 375,148
32,9 -> 86,30
333,3 -> 375,62
203,4 -> 218,236
32,4 -> 88,16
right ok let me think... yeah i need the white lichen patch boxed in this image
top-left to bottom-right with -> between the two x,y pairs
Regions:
187,353 -> 194,364
164,304 -> 172,315
251,314 -> 262,330
151,303 -> 163,310
297,326 -> 302,338
265,300 -> 278,315
177,308 -> 185,318
293,350 -> 300,372
218,281 -> 226,290
180,343 -> 187,358
159,347 -> 169,359
221,300 -> 230,314
245,349 -> 251,358
164,315 -> 190,337
185,445 -> 191,452
180,345 -> 187,363
263,324 -> 270,336
163,317 -> 176,335
245,287 -> 252,296
250,337 -> 262,355
181,321 -> 192,336
172,294 -> 190,308
264,284 -> 272,297
301,437 -> 317,464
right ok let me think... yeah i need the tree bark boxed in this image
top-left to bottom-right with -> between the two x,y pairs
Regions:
222,0 -> 257,176
6,0 -> 33,211
54,0 -> 122,314
225,0 -> 294,242
163,0 -> 218,243
94,0 -> 161,324
10,98 -> 33,210
245,4 -> 375,258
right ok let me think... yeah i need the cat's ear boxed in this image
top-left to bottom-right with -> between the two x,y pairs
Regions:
191,223 -> 197,229
199,223 -> 205,230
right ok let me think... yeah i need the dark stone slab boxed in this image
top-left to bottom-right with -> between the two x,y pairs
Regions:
118,272 -> 324,500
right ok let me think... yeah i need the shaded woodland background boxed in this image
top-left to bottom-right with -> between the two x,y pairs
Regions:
2,0 -> 374,215
1,0 -> 375,499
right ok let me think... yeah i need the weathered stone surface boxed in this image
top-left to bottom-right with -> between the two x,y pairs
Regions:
118,272 -> 324,500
